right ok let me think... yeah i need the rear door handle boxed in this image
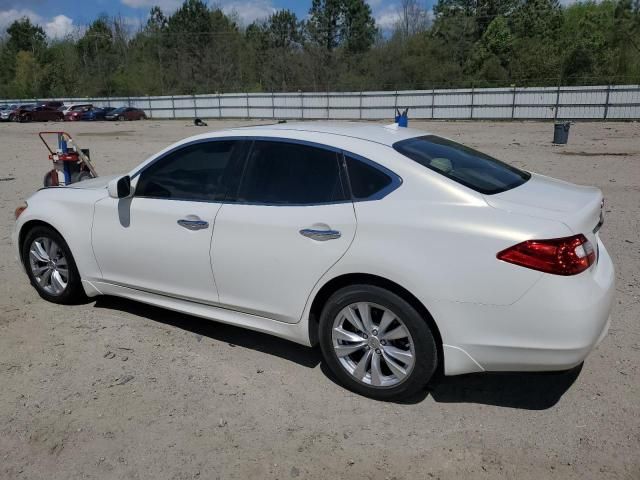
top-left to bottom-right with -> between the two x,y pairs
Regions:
299,228 -> 341,241
178,217 -> 209,231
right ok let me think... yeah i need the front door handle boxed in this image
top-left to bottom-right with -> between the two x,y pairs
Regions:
299,228 -> 341,241
178,217 -> 209,231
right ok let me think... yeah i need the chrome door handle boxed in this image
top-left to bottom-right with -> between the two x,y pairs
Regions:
177,218 -> 209,231
299,228 -> 341,241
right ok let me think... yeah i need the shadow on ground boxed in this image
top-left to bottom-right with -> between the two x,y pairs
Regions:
93,296 -> 321,369
93,295 -> 582,410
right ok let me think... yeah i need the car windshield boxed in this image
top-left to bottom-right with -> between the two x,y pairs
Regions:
393,135 -> 530,195
110,107 -> 126,113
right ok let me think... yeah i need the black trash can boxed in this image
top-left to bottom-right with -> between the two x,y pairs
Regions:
553,121 -> 571,144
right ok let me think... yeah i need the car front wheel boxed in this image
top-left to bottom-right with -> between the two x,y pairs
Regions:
319,284 -> 438,400
22,225 -> 85,304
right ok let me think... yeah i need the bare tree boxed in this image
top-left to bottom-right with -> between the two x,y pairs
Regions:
397,0 -> 431,38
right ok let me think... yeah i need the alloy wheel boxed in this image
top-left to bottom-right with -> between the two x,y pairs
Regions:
331,302 -> 415,388
28,237 -> 69,296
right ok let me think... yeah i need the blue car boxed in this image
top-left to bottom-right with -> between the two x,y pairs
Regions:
80,107 -> 115,121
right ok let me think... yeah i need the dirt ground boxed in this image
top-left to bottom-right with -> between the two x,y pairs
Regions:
0,119 -> 638,480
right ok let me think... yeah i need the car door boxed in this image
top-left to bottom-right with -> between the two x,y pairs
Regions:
92,139 -> 244,303
211,139 -> 357,323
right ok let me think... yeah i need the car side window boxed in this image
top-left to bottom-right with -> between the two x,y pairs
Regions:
344,155 -> 392,200
135,141 -> 239,202
237,141 -> 346,205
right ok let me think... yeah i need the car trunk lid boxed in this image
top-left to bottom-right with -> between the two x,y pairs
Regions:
484,173 -> 603,245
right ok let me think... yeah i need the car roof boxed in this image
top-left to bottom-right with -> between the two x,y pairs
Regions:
226,121 -> 429,147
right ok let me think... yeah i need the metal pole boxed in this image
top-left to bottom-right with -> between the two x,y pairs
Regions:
148,96 -> 152,119
300,91 -> 304,120
193,94 -> 198,119
271,91 -> 275,119
171,95 -> 175,119
603,84 -> 611,120
431,88 -> 435,119
217,94 -> 221,119
470,84 -> 475,120
554,77 -> 561,121
246,91 -> 250,119
359,91 -> 363,120
511,84 -> 517,120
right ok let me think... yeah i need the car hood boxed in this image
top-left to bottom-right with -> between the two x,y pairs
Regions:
484,172 -> 603,236
66,174 -> 118,190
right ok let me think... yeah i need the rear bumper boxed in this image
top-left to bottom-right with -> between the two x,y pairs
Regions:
437,238 -> 615,375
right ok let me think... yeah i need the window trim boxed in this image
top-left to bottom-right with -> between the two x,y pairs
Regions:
131,136 -> 403,205
392,135 -> 530,196
133,138 -> 245,203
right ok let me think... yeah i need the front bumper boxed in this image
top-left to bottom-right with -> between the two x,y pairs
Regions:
435,237 -> 615,375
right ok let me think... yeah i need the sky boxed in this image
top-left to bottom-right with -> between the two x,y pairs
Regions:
0,0 -> 426,38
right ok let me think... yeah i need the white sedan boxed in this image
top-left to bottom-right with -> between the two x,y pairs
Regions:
13,122 -> 614,400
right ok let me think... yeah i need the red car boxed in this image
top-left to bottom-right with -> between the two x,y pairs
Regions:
105,107 -> 147,121
18,105 -> 64,122
63,104 -> 93,121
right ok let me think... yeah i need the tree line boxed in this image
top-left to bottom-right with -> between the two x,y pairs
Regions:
0,0 -> 639,99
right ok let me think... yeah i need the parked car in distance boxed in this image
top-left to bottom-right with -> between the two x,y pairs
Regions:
39,101 -> 64,110
6,104 -> 35,121
81,106 -> 115,121
105,107 -> 147,121
13,122 -> 614,400
64,104 -> 93,121
0,104 -> 18,121
18,105 -> 64,122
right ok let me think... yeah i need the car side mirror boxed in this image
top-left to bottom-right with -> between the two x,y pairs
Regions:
108,175 -> 133,199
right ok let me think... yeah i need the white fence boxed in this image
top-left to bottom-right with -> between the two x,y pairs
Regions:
4,84 -> 640,120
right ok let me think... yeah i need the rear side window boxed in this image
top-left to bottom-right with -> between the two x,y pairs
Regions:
393,135 -> 530,194
237,141 -> 346,205
136,140 -> 238,201
345,155 -> 392,200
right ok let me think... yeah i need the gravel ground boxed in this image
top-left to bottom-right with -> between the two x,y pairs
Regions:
0,119 -> 638,480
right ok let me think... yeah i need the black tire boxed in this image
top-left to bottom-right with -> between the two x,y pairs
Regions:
43,171 -> 55,187
21,225 -> 85,304
319,284 -> 438,400
118,115 -> 125,121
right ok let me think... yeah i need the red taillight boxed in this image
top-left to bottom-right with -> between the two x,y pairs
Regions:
15,202 -> 27,220
497,234 -> 596,276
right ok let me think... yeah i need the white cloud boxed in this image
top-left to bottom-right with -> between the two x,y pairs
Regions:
44,14 -> 74,38
120,0 -> 275,24
374,4 -> 400,30
121,0 -> 182,10
0,8 -> 75,38
221,0 -> 275,25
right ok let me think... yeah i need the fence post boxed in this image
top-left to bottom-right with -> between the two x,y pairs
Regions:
470,84 -> 475,120
603,84 -> 611,120
431,88 -> 435,119
326,90 -> 330,119
217,93 -> 221,119
246,91 -> 250,119
300,90 -> 304,120
511,84 -> 517,120
554,78 -> 561,121
271,91 -> 275,119
171,95 -> 175,119
359,91 -> 363,120
193,94 -> 198,119
394,89 -> 398,114
148,95 -> 152,119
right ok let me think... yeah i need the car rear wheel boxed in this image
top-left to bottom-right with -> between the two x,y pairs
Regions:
118,115 -> 125,121
22,225 -> 85,304
319,284 -> 438,400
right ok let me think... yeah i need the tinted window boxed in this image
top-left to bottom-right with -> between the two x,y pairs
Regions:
393,135 -> 530,194
345,155 -> 392,200
136,141 -> 238,201
237,141 -> 346,205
